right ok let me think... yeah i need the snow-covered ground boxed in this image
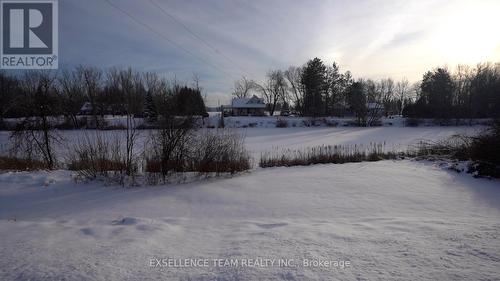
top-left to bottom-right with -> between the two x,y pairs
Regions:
1,115 -> 492,129
242,126 -> 483,157
0,125 -> 485,159
1,161 -> 499,280
1,126 -> 499,280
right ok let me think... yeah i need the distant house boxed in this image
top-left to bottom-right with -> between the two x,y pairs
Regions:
230,95 -> 266,116
79,102 -> 93,115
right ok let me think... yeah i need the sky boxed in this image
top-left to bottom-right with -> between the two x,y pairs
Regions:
57,0 -> 500,105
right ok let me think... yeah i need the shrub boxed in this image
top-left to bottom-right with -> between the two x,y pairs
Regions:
408,122 -> 500,178
9,118 -> 60,170
276,119 -> 288,128
67,132 -> 134,182
405,118 -> 421,127
0,156 -> 48,171
469,123 -> 500,164
325,119 -> 338,127
368,119 -> 382,127
145,117 -> 194,177
467,122 -> 500,177
408,135 -> 472,160
145,129 -> 251,183
189,129 -> 251,174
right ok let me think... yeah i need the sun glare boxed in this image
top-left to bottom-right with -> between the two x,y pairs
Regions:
432,1 -> 500,64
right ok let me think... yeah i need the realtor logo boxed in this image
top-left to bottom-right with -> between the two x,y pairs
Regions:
1,0 -> 58,69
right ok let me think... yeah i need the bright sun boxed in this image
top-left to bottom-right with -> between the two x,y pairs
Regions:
431,1 -> 500,64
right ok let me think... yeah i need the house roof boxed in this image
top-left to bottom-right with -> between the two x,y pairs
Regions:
80,102 -> 92,111
367,102 -> 384,110
231,95 -> 266,109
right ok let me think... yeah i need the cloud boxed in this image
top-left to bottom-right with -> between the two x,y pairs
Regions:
381,30 -> 426,50
48,0 -> 500,105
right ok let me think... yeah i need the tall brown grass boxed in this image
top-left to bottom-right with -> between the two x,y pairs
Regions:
0,156 -> 49,171
260,142 -> 399,168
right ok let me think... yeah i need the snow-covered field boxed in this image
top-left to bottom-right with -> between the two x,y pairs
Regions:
242,126 -> 483,157
1,126 -> 499,280
0,125 -> 485,159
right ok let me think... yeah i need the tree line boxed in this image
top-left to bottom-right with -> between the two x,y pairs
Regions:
0,67 -> 207,127
232,58 -> 500,123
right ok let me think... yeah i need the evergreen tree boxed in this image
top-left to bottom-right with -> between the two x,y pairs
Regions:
301,58 -> 327,117
144,91 -> 157,122
173,87 -> 207,116
420,68 -> 454,119
347,81 -> 367,126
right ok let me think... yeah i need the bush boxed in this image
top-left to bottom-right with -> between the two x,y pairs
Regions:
325,119 -> 338,127
276,119 -> 288,128
408,122 -> 500,178
9,117 -> 60,169
368,119 -> 382,127
405,118 -> 421,127
146,129 -> 251,183
189,129 -> 251,174
0,156 -> 48,171
408,135 -> 472,160
467,122 -> 500,177
469,123 -> 500,164
67,132 -> 134,182
145,117 -> 194,177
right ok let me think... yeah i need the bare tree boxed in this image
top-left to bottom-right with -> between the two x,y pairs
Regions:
365,78 -> 393,125
10,71 -> 60,169
395,78 -> 410,115
255,70 -> 288,116
380,78 -> 395,107
118,68 -> 143,177
453,65 -> 473,120
284,66 -> 304,113
147,116 -> 194,180
77,65 -> 102,128
0,71 -> 20,121
58,69 -> 85,127
231,76 -> 256,98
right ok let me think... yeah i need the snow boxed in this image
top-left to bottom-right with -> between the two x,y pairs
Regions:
2,115 -> 493,129
1,126 -> 499,280
1,161 -> 499,280
206,116 -> 492,128
231,95 -> 266,109
0,125 -> 483,160
242,126 -> 483,157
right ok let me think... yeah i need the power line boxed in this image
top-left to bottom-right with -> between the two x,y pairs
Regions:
148,0 -> 252,78
103,0 -> 238,79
